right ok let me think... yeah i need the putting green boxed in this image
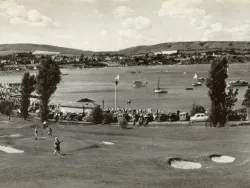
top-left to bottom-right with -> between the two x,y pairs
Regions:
15,137 -> 100,153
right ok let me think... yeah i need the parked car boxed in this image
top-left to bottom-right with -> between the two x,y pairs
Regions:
190,113 -> 208,122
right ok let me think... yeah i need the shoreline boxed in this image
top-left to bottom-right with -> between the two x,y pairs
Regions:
1,62 -> 249,76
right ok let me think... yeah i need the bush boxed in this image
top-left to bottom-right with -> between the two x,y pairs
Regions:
89,107 -> 103,124
190,103 -> 206,116
119,119 -> 128,129
0,100 -> 14,120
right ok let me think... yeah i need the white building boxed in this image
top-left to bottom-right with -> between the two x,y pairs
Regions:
154,50 -> 178,55
32,50 -> 60,56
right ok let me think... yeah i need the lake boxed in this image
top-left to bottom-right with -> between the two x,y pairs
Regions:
0,63 -> 249,113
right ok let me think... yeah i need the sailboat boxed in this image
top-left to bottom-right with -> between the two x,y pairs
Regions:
133,70 -> 147,88
192,73 -> 202,86
154,77 -> 168,93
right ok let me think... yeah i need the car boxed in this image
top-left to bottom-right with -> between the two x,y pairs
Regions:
190,113 -> 208,122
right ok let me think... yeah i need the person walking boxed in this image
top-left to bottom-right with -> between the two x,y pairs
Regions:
43,121 -> 47,129
34,126 -> 38,140
47,127 -> 52,138
54,137 -> 62,155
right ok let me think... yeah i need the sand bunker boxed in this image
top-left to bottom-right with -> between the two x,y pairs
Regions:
0,134 -> 23,138
210,155 -> 235,163
169,158 -> 202,169
0,145 -> 24,153
102,141 -> 114,145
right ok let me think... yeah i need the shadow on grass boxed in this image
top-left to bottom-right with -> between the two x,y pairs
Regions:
60,153 -> 74,156
84,144 -> 100,149
209,154 -> 222,158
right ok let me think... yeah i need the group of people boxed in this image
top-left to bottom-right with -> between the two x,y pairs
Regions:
34,121 -> 61,156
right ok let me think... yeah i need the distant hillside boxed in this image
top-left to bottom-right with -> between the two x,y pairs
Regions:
117,41 -> 250,55
1,41 -> 250,56
0,43 -> 93,56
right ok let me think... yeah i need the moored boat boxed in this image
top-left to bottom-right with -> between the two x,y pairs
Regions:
133,80 -> 146,88
154,78 -> 168,93
192,73 -> 203,86
197,77 -> 206,82
192,82 -> 202,87
228,80 -> 249,87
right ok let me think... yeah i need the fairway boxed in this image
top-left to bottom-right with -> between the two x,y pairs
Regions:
0,120 -> 250,188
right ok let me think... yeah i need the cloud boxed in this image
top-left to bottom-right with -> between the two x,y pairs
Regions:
0,0 -> 57,27
191,15 -> 212,30
157,0 -> 209,30
225,24 -> 250,40
112,0 -> 131,2
56,34 -> 73,39
117,29 -> 156,48
100,30 -> 107,36
122,16 -> 152,31
201,22 -> 223,41
118,29 -> 137,39
216,0 -> 249,3
158,0 -> 204,18
113,6 -> 134,18
72,0 -> 96,3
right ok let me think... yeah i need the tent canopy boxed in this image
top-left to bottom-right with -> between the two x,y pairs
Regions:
77,98 -> 95,103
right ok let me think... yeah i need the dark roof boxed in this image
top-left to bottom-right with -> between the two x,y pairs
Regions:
77,98 -> 95,103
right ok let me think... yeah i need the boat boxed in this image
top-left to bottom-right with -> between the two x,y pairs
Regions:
192,82 -> 202,87
193,73 -> 206,82
186,87 -> 194,90
133,70 -> 147,88
133,80 -> 146,88
228,80 -> 249,87
192,73 -> 203,86
154,78 -> 168,93
197,77 -> 206,82
62,73 -> 69,76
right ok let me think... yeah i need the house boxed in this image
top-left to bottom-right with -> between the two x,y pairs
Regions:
132,53 -> 147,58
32,50 -> 60,58
154,50 -> 178,56
103,61 -> 120,67
59,101 -> 100,115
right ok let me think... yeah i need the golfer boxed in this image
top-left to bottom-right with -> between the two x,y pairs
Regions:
34,126 -> 38,140
54,137 -> 62,155
43,121 -> 47,129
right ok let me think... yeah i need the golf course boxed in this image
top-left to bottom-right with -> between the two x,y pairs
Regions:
0,114 -> 250,188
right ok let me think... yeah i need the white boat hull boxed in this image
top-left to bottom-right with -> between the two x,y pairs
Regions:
192,82 -> 202,86
154,89 -> 168,93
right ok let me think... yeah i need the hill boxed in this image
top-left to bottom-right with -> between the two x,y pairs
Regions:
0,43 -> 93,56
1,41 -> 250,56
117,41 -> 250,55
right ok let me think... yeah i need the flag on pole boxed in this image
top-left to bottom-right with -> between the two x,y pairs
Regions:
193,73 -> 198,80
115,75 -> 119,85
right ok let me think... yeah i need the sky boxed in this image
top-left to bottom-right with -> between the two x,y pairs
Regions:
0,0 -> 250,51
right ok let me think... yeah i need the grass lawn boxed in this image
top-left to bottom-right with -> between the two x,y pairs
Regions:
0,116 -> 250,188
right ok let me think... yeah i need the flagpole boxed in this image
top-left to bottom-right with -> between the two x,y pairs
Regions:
115,83 -> 117,110
114,74 -> 119,110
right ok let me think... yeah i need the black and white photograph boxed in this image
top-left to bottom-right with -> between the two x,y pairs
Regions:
0,0 -> 250,187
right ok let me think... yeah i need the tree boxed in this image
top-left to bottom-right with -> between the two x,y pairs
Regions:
242,85 -> 250,120
36,59 -> 61,122
225,88 -> 238,120
206,57 -> 228,127
20,72 -> 36,120
0,100 -> 14,120
90,107 -> 103,124
190,103 -> 206,116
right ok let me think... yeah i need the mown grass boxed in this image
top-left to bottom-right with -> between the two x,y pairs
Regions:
0,116 -> 250,188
